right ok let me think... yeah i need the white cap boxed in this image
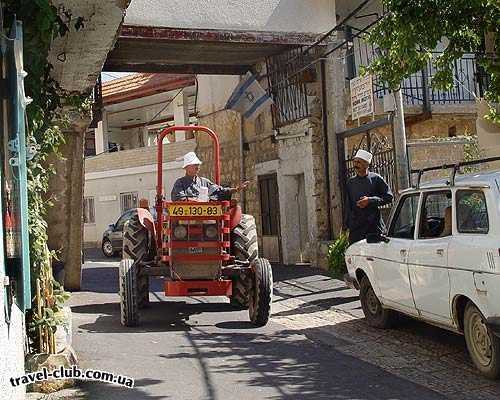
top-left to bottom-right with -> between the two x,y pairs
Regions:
182,152 -> 202,168
354,149 -> 373,164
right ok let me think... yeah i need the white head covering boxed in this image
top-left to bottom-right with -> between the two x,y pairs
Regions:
354,149 -> 373,164
182,152 -> 202,168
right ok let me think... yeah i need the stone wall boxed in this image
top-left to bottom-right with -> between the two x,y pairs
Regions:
46,112 -> 88,291
196,76 -> 332,266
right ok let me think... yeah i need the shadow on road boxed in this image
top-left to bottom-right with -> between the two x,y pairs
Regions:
155,326 -> 446,400
72,300 -> 238,334
79,378 -> 167,400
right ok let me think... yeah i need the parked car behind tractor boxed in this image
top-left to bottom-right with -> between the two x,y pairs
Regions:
118,126 -> 273,327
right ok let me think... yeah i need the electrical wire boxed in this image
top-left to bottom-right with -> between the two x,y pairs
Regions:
269,14 -> 384,91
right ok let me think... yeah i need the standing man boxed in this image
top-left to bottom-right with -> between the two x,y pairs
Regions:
171,152 -> 249,201
344,149 -> 393,244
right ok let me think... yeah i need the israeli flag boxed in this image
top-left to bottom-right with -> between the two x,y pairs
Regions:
226,72 -> 274,120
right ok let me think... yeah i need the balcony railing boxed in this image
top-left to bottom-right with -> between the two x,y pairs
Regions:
349,34 -> 489,107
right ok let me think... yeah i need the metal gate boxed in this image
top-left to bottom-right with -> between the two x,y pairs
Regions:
338,127 -> 397,212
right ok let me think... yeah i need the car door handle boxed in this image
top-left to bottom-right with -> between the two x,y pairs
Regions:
400,249 -> 407,257
436,249 -> 445,256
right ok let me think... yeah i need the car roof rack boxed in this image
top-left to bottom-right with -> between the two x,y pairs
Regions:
411,156 -> 500,189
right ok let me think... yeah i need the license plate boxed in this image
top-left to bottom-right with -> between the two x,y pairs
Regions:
167,204 -> 222,217
189,247 -> 203,254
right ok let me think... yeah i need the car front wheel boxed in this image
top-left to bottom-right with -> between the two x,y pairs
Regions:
359,276 -> 396,329
464,302 -> 500,379
102,239 -> 115,258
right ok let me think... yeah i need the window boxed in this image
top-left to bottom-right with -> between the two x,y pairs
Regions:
115,210 -> 134,231
456,190 -> 489,234
259,174 -> 279,236
419,191 -> 452,239
388,194 -> 419,239
83,197 -> 95,224
120,192 -> 138,213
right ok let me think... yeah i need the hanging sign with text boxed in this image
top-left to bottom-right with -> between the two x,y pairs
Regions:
350,75 -> 374,120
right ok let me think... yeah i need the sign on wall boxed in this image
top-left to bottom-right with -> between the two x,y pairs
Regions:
350,75 -> 374,121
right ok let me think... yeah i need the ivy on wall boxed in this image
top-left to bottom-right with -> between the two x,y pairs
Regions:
3,0 -> 89,353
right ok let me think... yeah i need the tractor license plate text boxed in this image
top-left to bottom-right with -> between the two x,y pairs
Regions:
168,204 -> 222,217
189,247 -> 203,254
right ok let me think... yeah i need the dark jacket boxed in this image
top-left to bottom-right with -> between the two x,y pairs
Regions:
344,172 -> 393,243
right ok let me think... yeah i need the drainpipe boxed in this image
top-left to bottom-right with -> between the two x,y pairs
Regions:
320,60 -> 333,240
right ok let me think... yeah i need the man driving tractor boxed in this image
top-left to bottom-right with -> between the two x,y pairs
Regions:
171,152 -> 249,201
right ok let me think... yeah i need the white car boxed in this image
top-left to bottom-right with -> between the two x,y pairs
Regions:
344,166 -> 500,379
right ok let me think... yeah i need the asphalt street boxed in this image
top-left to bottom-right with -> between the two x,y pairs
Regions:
66,250 -> 450,400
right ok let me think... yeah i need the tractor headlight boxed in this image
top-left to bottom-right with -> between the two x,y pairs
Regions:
204,225 -> 218,239
173,225 -> 188,240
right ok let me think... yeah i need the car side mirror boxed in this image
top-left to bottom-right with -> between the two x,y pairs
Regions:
366,233 -> 390,244
109,224 -> 115,230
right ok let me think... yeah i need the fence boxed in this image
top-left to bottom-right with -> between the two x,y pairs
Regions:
350,31 -> 488,107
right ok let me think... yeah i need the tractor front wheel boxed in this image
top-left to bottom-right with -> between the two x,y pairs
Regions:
122,214 -> 151,308
249,258 -> 273,326
119,259 -> 139,327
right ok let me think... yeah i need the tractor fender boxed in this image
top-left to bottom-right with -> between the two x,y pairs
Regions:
136,208 -> 156,237
229,204 -> 242,230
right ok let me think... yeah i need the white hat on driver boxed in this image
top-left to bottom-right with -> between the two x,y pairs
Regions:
182,151 -> 202,168
354,149 -> 373,164
182,152 -> 202,168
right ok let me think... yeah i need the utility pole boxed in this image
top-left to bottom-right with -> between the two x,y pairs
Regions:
392,90 -> 410,191
323,33 -> 347,237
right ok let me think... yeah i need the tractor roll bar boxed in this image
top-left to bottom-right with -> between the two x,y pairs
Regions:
156,125 -> 221,200
155,126 -> 221,244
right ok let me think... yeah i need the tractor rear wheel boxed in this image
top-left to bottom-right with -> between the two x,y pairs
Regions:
230,214 -> 258,308
122,214 -> 151,309
249,258 -> 273,326
119,259 -> 139,327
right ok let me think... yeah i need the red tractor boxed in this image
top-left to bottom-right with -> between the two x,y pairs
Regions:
118,126 -> 273,327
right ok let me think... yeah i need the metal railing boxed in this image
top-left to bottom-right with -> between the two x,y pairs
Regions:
350,34 -> 488,107
266,46 -> 312,129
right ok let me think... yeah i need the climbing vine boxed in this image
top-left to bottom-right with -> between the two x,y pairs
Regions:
3,0 -> 89,352
366,1 -> 500,122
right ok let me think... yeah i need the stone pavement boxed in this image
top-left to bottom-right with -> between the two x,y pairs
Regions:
271,265 -> 500,400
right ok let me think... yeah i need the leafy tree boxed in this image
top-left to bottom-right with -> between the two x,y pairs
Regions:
366,0 -> 499,121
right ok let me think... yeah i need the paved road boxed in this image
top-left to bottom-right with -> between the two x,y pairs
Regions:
67,250 -> 448,400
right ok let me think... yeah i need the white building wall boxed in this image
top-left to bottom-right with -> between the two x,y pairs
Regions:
197,75 -> 240,116
126,0 -> 336,33
254,126 -> 318,265
0,288 -> 26,400
84,162 -> 186,246
276,134 -> 318,265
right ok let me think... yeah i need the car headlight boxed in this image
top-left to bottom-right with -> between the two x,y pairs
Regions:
204,225 -> 218,239
173,225 -> 188,240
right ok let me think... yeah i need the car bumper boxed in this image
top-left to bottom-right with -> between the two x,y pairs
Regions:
487,317 -> 500,338
343,273 -> 359,290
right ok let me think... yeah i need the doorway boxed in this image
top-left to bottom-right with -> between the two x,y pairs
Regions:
258,174 -> 281,263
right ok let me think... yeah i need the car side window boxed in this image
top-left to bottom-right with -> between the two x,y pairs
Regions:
388,194 -> 419,239
115,211 -> 132,230
456,190 -> 489,234
419,191 -> 452,239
